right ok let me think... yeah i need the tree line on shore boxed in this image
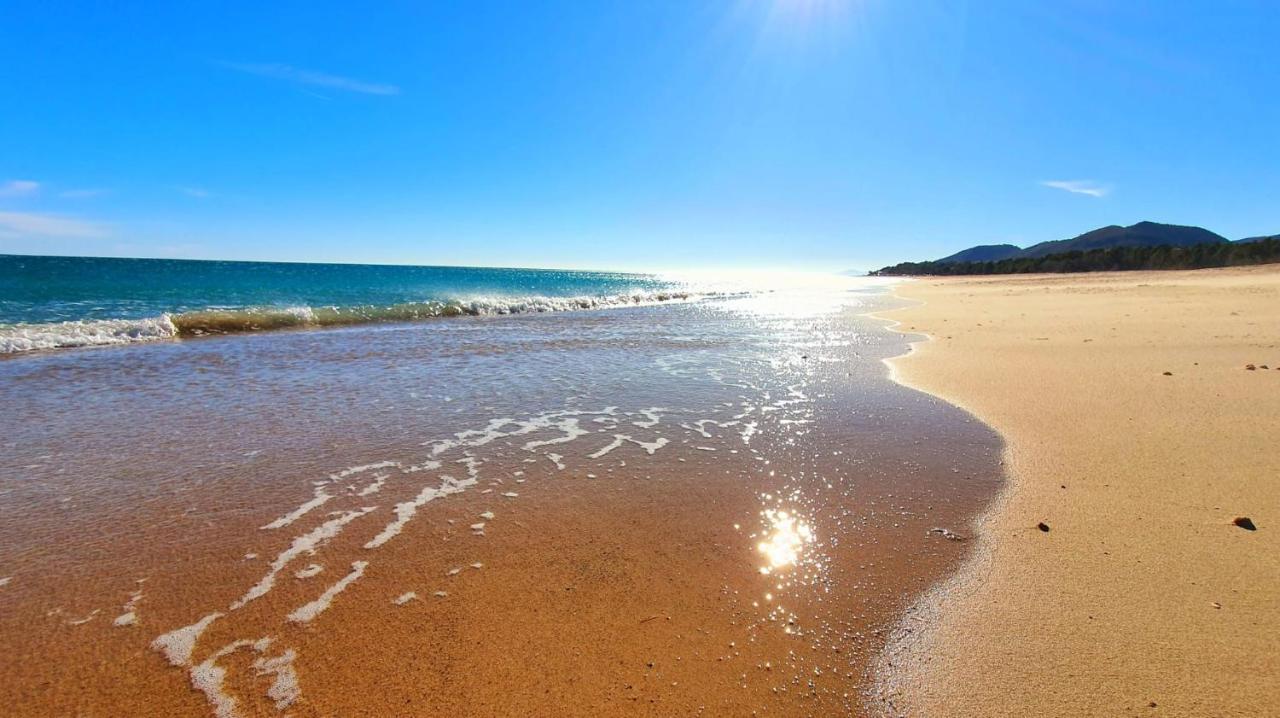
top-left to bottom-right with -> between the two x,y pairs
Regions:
872,237 -> 1280,276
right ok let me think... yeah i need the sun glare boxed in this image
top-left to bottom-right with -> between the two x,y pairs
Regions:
757,508 -> 815,573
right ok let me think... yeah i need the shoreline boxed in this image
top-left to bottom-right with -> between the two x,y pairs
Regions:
866,266 -> 1280,716
0,286 -> 1004,716
865,290 -> 1018,717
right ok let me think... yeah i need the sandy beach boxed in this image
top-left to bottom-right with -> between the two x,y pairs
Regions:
873,266 -> 1280,716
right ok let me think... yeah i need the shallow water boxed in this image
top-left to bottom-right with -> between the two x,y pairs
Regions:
0,277 -> 1002,716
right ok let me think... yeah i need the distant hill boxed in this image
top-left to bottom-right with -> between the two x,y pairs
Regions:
934,222 -> 1230,264
1017,221 -> 1228,258
938,244 -> 1023,263
873,222 -> 1280,276
873,237 -> 1280,276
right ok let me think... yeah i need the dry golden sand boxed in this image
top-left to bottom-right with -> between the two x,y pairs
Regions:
871,266 -> 1280,717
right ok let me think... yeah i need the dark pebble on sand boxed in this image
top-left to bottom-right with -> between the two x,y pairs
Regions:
1037,522 -> 1050,532
1233,517 -> 1256,531
1162,371 -> 1173,376
1245,364 -> 1256,370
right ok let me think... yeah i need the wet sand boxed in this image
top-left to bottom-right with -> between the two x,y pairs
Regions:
0,289 -> 1002,716
872,266 -> 1280,716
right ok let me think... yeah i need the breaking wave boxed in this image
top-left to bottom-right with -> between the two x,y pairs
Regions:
0,289 -> 742,354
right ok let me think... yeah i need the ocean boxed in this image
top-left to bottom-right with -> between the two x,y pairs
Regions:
0,254 -> 722,352
0,255 -> 1001,716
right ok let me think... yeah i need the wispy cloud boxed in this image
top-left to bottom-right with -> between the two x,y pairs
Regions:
1040,179 -> 1110,198
179,186 -> 212,199
0,211 -> 109,238
218,61 -> 400,96
0,180 -> 40,197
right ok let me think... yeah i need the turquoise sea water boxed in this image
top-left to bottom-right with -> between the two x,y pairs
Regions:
0,254 -> 700,352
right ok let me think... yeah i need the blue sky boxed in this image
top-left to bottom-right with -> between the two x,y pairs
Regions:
1,1 -> 1277,271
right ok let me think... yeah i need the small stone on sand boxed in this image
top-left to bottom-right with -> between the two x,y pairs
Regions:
1037,522 -> 1051,532
928,527 -> 966,541
1232,516 -> 1256,531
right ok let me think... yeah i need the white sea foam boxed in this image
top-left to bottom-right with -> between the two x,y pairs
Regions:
287,561 -> 368,624
234,507 -> 374,609
364,475 -> 473,549
335,461 -> 399,478
261,488 -> 332,530
393,592 -> 417,605
632,408 -> 664,428
630,436 -> 668,455
114,586 -> 144,627
0,315 -> 177,353
253,648 -> 300,711
588,435 -> 628,459
189,638 -> 270,718
587,434 -> 669,458
356,473 -> 390,496
522,418 -> 589,450
152,612 -> 223,666
401,460 -> 442,473
294,563 -> 323,579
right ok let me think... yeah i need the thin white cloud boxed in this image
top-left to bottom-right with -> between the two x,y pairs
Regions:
218,61 -> 400,96
179,186 -> 212,199
0,211 -> 109,238
1040,180 -> 1110,198
0,180 -> 40,197
60,188 -> 110,199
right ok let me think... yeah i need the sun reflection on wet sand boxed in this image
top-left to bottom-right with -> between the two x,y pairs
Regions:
756,508 -> 814,574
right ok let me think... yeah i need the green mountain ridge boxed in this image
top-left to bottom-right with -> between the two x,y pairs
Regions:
873,222 -> 1280,276
935,221 -> 1230,264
